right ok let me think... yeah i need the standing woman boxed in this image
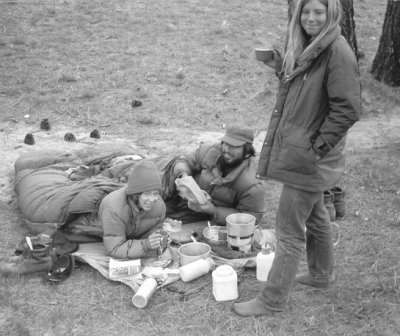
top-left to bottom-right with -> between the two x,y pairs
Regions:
99,161 -> 166,259
233,0 -> 361,316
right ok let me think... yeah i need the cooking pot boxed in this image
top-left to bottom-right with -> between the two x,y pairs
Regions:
226,213 -> 256,237
178,242 -> 211,266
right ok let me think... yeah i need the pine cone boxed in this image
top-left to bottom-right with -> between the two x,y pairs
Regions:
89,129 -> 100,138
64,132 -> 76,142
40,118 -> 51,131
24,133 -> 35,145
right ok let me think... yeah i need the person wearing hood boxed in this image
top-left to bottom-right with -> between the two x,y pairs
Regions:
99,161 -> 166,259
233,0 -> 360,316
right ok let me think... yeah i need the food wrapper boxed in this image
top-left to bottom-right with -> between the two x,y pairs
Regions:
175,176 -> 208,205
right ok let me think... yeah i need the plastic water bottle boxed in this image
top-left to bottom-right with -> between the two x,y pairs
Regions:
179,258 -> 215,282
256,244 -> 275,281
212,264 -> 238,301
132,277 -> 158,308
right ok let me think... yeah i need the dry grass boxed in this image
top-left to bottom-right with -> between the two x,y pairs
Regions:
0,0 -> 400,335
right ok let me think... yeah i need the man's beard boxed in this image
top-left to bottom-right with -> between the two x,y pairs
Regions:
220,154 -> 244,170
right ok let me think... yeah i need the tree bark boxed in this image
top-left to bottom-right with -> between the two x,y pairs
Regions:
286,0 -> 358,56
339,0 -> 358,56
371,0 -> 400,87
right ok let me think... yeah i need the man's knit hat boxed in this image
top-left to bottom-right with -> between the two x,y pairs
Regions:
220,125 -> 254,146
126,161 -> 162,195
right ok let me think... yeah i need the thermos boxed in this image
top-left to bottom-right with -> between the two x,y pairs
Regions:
179,258 -> 215,282
132,277 -> 158,308
212,264 -> 238,301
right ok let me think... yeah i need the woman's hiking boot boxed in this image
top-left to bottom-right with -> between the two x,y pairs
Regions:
331,187 -> 346,218
323,190 -> 336,222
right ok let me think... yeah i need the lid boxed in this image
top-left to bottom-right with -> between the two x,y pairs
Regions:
261,244 -> 271,254
215,264 -> 234,277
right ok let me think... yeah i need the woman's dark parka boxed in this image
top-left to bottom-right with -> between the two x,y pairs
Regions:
256,27 -> 361,191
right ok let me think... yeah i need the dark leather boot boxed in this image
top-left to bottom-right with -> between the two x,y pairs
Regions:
0,243 -> 54,275
331,187 -> 346,218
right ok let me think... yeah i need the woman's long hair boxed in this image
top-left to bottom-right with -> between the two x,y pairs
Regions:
283,0 -> 342,77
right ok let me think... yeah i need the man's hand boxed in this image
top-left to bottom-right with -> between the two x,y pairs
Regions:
188,190 -> 215,215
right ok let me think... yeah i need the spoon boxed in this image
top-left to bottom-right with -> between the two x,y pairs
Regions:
26,237 -> 33,250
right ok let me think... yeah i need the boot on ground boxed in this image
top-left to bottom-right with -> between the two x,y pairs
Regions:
331,187 -> 346,218
0,243 -> 54,275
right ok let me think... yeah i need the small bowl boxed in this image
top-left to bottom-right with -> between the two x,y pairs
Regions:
178,242 -> 211,266
203,226 -> 227,246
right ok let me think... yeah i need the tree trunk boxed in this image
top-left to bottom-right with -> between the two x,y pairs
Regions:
371,0 -> 400,87
340,0 -> 358,56
287,0 -> 358,56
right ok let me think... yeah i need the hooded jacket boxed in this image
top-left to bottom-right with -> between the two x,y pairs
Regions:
256,27 -> 361,191
99,187 -> 166,259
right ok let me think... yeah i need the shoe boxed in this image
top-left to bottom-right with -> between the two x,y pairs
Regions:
295,272 -> 335,289
331,187 -> 346,218
46,254 -> 75,283
232,297 -> 276,317
323,190 -> 336,222
0,242 -> 55,275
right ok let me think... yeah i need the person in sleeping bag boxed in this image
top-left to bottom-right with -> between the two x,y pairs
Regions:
99,160 -> 166,259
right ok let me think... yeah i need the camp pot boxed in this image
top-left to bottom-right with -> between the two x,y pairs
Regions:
178,242 -> 211,266
226,213 -> 256,237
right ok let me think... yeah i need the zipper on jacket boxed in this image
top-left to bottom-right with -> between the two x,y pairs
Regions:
280,71 -> 308,130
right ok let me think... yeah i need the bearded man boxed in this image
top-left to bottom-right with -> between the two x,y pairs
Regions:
166,126 -> 265,225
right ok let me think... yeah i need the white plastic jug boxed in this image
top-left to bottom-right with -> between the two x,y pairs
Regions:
256,244 -> 275,281
212,265 -> 238,301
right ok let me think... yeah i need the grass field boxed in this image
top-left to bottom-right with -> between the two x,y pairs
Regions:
0,0 -> 399,335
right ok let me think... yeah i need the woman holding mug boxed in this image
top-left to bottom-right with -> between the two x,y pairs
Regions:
233,0 -> 361,316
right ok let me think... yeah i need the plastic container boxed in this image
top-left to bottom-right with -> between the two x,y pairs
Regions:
212,265 -> 238,301
179,257 -> 215,282
256,244 -> 275,281
132,277 -> 158,308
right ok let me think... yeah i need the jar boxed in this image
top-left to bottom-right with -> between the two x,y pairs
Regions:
212,264 -> 238,301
